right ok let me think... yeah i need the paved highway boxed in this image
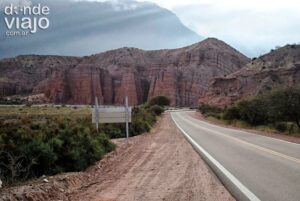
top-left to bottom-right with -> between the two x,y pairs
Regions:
171,111 -> 300,201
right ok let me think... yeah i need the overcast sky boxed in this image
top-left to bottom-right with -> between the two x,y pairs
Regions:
137,0 -> 300,57
2,0 -> 300,57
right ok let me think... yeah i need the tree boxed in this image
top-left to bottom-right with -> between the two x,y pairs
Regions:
148,96 -> 170,107
236,98 -> 269,125
150,105 -> 164,116
270,88 -> 300,128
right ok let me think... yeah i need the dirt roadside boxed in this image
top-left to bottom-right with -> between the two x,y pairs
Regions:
1,113 -> 235,201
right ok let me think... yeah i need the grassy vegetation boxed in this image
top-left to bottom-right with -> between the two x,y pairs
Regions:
198,87 -> 300,136
0,106 -> 114,185
0,96 -> 170,186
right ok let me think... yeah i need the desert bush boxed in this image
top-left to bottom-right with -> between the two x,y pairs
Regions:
101,124 -> 123,139
0,151 -> 37,184
148,96 -> 170,107
269,87 -> 300,128
130,107 -> 156,135
223,106 -> 240,120
0,115 -> 115,185
236,98 -> 269,125
149,105 -> 164,116
198,104 -> 223,116
273,122 -> 287,132
206,112 -> 222,119
224,87 -> 300,130
0,99 -> 165,186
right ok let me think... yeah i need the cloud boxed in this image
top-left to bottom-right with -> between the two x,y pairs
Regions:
138,0 -> 300,57
74,0 -> 141,11
0,0 -> 32,7
110,0 -> 140,11
2,0 -> 299,57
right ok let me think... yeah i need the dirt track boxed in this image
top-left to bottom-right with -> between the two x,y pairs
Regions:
68,113 -> 234,201
1,113 -> 235,201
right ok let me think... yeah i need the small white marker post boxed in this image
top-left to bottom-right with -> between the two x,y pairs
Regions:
125,96 -> 129,142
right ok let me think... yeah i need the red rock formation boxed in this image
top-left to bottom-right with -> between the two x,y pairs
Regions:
0,38 -> 250,106
148,68 -> 178,105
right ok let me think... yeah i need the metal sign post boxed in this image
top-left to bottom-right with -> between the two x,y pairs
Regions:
95,97 -> 99,133
125,96 -> 129,139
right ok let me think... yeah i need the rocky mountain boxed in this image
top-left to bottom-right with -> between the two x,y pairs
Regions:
0,0 -> 201,59
199,44 -> 300,107
0,38 -> 250,106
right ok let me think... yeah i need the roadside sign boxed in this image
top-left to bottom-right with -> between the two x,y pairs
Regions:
92,96 -> 131,139
92,108 -> 132,123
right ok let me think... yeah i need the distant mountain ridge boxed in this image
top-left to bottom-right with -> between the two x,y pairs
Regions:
0,0 -> 201,59
0,38 -> 250,106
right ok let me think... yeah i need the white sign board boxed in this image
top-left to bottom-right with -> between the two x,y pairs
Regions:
93,96 -> 131,139
92,107 -> 132,123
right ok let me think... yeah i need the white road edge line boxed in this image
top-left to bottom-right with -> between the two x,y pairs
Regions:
185,111 -> 300,146
179,114 -> 300,164
171,113 -> 261,201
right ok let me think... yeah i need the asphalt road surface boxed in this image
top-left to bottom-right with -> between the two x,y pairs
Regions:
171,111 -> 300,201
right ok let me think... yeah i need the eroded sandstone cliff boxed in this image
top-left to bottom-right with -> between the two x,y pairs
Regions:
0,38 -> 250,106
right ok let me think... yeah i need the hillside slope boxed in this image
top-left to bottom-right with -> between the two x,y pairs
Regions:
199,44 -> 300,107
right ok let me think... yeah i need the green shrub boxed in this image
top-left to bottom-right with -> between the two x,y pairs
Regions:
101,124 -> 123,138
130,107 -> 156,135
273,122 -> 287,132
223,106 -> 240,120
206,112 -> 221,119
198,104 -> 223,116
224,87 -> 300,131
150,105 -> 164,116
0,99 -> 166,186
236,98 -> 270,125
148,96 -> 170,107
269,87 -> 300,128
0,115 -> 115,185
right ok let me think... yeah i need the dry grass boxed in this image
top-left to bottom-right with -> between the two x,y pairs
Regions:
206,116 -> 299,136
0,106 -> 91,120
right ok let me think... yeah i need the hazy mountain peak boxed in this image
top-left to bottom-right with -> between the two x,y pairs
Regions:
0,0 -> 201,59
198,38 -> 236,49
